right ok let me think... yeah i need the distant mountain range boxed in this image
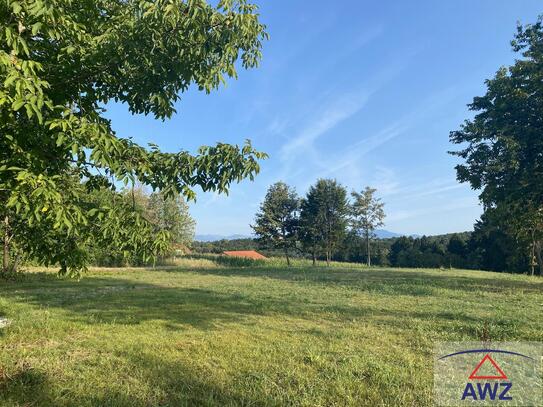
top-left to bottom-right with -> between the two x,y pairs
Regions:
374,229 -> 402,238
195,234 -> 253,242
195,230 -> 413,242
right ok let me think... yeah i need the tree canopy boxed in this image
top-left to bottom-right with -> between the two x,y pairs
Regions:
450,16 -> 543,275
350,187 -> 385,266
0,0 -> 268,275
300,179 -> 348,266
252,182 -> 299,265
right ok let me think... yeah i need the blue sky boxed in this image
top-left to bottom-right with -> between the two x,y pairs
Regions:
105,0 -> 542,236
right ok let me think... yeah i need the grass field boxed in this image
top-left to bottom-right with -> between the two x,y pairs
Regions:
0,258 -> 542,406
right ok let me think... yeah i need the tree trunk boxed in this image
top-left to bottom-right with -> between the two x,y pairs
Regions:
535,240 -> 543,276
326,243 -> 331,266
529,230 -> 536,276
530,244 -> 535,276
284,246 -> 290,266
312,247 -> 316,266
2,215 -> 9,275
11,254 -> 20,274
366,232 -> 371,267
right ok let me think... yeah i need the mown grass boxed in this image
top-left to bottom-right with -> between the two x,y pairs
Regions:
0,258 -> 541,406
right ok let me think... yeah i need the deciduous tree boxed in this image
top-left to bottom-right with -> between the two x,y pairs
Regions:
449,16 -> 543,275
0,0 -> 268,276
349,187 -> 385,266
252,182 -> 299,265
148,191 -> 195,247
299,192 -> 321,266
301,179 -> 348,266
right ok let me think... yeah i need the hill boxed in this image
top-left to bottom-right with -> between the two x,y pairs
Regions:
195,234 -> 253,242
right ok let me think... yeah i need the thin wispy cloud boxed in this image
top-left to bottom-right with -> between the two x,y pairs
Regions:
128,1 -> 530,236
312,84 -> 464,190
280,90 -> 372,162
400,183 -> 465,200
387,196 -> 479,223
370,166 -> 400,196
273,44 -> 423,187
321,122 -> 407,176
378,177 -> 454,196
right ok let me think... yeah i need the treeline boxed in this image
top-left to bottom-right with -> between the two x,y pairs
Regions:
192,228 -> 528,273
194,175 -> 536,274
192,238 -> 260,254
343,225 -> 531,272
1,181 -> 195,272
248,179 -> 498,270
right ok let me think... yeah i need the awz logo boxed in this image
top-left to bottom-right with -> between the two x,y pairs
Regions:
461,382 -> 512,401
461,354 -> 511,401
437,348 -> 535,403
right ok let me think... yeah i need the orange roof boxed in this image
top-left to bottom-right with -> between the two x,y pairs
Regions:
223,250 -> 267,259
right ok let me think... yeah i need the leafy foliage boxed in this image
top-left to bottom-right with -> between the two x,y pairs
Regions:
350,187 -> 385,266
148,191 -> 195,246
87,187 -> 195,267
0,0 -> 268,275
299,179 -> 349,265
251,182 -> 299,265
449,16 -> 543,274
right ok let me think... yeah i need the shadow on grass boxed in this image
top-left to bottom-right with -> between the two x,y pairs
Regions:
2,277 -> 261,330
1,266 -> 534,332
0,362 -> 53,406
116,351 -> 278,406
0,351 -> 278,407
1,268 -> 539,405
172,266 -> 543,294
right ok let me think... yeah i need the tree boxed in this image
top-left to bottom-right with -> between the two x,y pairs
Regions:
251,182 -> 299,265
148,191 -> 195,247
388,236 -> 413,266
446,233 -> 468,268
299,193 -> 321,266
467,209 -> 529,273
447,234 -> 467,257
449,16 -> 543,275
349,187 -> 385,266
0,0 -> 268,276
301,179 -> 348,266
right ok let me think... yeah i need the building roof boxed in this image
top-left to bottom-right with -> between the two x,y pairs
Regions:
223,250 -> 267,259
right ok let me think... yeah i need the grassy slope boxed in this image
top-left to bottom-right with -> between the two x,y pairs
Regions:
0,259 -> 541,406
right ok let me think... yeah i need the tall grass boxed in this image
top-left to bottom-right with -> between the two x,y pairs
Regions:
185,253 -> 268,268
182,253 -> 369,269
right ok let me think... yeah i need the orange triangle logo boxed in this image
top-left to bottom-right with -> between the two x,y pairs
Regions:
469,354 -> 508,380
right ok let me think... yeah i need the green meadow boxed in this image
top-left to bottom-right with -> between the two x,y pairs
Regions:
1,258 -> 542,406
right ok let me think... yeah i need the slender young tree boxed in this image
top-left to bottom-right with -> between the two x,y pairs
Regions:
350,187 -> 385,266
252,182 -> 299,265
148,192 -> 195,246
299,195 -> 321,266
301,179 -> 348,266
